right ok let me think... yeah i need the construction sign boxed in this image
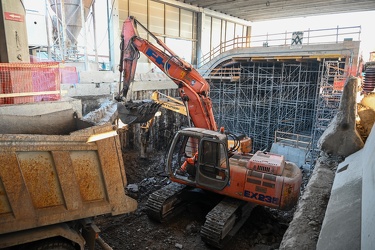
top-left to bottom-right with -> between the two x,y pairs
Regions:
291,31 -> 303,49
4,12 -> 24,22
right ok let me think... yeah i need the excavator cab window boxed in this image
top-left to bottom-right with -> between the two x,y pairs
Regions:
167,130 -> 229,189
167,133 -> 199,181
196,138 -> 229,190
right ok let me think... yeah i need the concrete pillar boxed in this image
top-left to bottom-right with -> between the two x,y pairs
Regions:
246,26 -> 252,46
318,77 -> 364,157
196,12 -> 205,67
0,0 -> 30,63
107,0 -> 120,72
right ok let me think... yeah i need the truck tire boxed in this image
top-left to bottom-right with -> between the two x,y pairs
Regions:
31,239 -> 76,250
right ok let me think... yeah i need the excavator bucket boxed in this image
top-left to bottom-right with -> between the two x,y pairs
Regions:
117,100 -> 161,124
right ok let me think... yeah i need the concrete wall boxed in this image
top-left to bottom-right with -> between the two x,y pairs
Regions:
361,125 -> 375,249
61,70 -> 118,97
0,97 -> 82,117
317,115 -> 375,249
61,82 -> 117,98
0,98 -> 84,134
270,143 -> 307,168
316,152 -> 362,250
61,70 -> 177,98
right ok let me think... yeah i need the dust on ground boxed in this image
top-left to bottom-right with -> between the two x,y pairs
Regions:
94,150 -> 321,250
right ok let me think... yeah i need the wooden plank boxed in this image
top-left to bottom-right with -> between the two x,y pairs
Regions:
0,90 -> 67,98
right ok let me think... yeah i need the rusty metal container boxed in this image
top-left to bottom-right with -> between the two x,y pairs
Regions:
0,123 -> 137,239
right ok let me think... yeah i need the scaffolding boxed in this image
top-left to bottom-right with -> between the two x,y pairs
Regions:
208,59 -> 348,168
26,0 -> 94,66
209,60 -> 320,152
309,60 -> 346,162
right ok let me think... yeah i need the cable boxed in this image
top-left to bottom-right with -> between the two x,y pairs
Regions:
226,132 -> 240,153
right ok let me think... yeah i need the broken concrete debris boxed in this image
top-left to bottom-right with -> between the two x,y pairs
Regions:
318,77 -> 364,157
81,99 -> 118,125
174,243 -> 183,249
126,184 -> 139,193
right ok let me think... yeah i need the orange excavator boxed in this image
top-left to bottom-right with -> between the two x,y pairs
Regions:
116,16 -> 302,248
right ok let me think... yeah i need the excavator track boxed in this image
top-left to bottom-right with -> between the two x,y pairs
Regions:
146,182 -> 188,222
147,183 -> 256,248
201,197 -> 256,248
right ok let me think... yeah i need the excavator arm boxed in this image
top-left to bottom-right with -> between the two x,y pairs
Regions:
151,91 -> 187,117
116,16 -> 217,131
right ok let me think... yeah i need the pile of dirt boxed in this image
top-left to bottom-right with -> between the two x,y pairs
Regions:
94,150 -> 306,250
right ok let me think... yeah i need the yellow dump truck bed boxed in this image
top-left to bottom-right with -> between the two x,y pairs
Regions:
0,124 -> 137,235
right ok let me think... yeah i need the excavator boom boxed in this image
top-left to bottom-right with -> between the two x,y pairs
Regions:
117,16 -> 217,131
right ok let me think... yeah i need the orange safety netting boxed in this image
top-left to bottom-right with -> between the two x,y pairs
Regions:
0,62 -> 61,105
60,66 -> 79,84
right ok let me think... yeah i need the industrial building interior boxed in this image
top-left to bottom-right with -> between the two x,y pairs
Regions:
0,0 -> 375,250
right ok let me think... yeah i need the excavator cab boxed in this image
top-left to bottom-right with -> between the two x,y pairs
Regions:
167,128 -> 230,191
196,138 -> 230,190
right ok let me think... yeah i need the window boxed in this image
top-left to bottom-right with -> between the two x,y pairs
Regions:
165,38 -> 192,63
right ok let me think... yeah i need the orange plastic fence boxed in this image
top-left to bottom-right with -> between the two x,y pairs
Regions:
61,66 -> 79,84
0,62 -> 62,104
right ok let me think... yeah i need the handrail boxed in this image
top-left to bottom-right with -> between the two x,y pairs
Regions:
274,131 -> 311,150
198,25 -> 361,68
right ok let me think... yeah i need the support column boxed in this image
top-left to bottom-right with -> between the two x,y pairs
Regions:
107,0 -> 120,72
92,0 -> 99,68
196,12 -> 205,67
60,0 -> 67,61
80,0 -> 88,70
0,0 -> 30,63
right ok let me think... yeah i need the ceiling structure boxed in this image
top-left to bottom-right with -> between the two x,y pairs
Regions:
171,0 -> 375,22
